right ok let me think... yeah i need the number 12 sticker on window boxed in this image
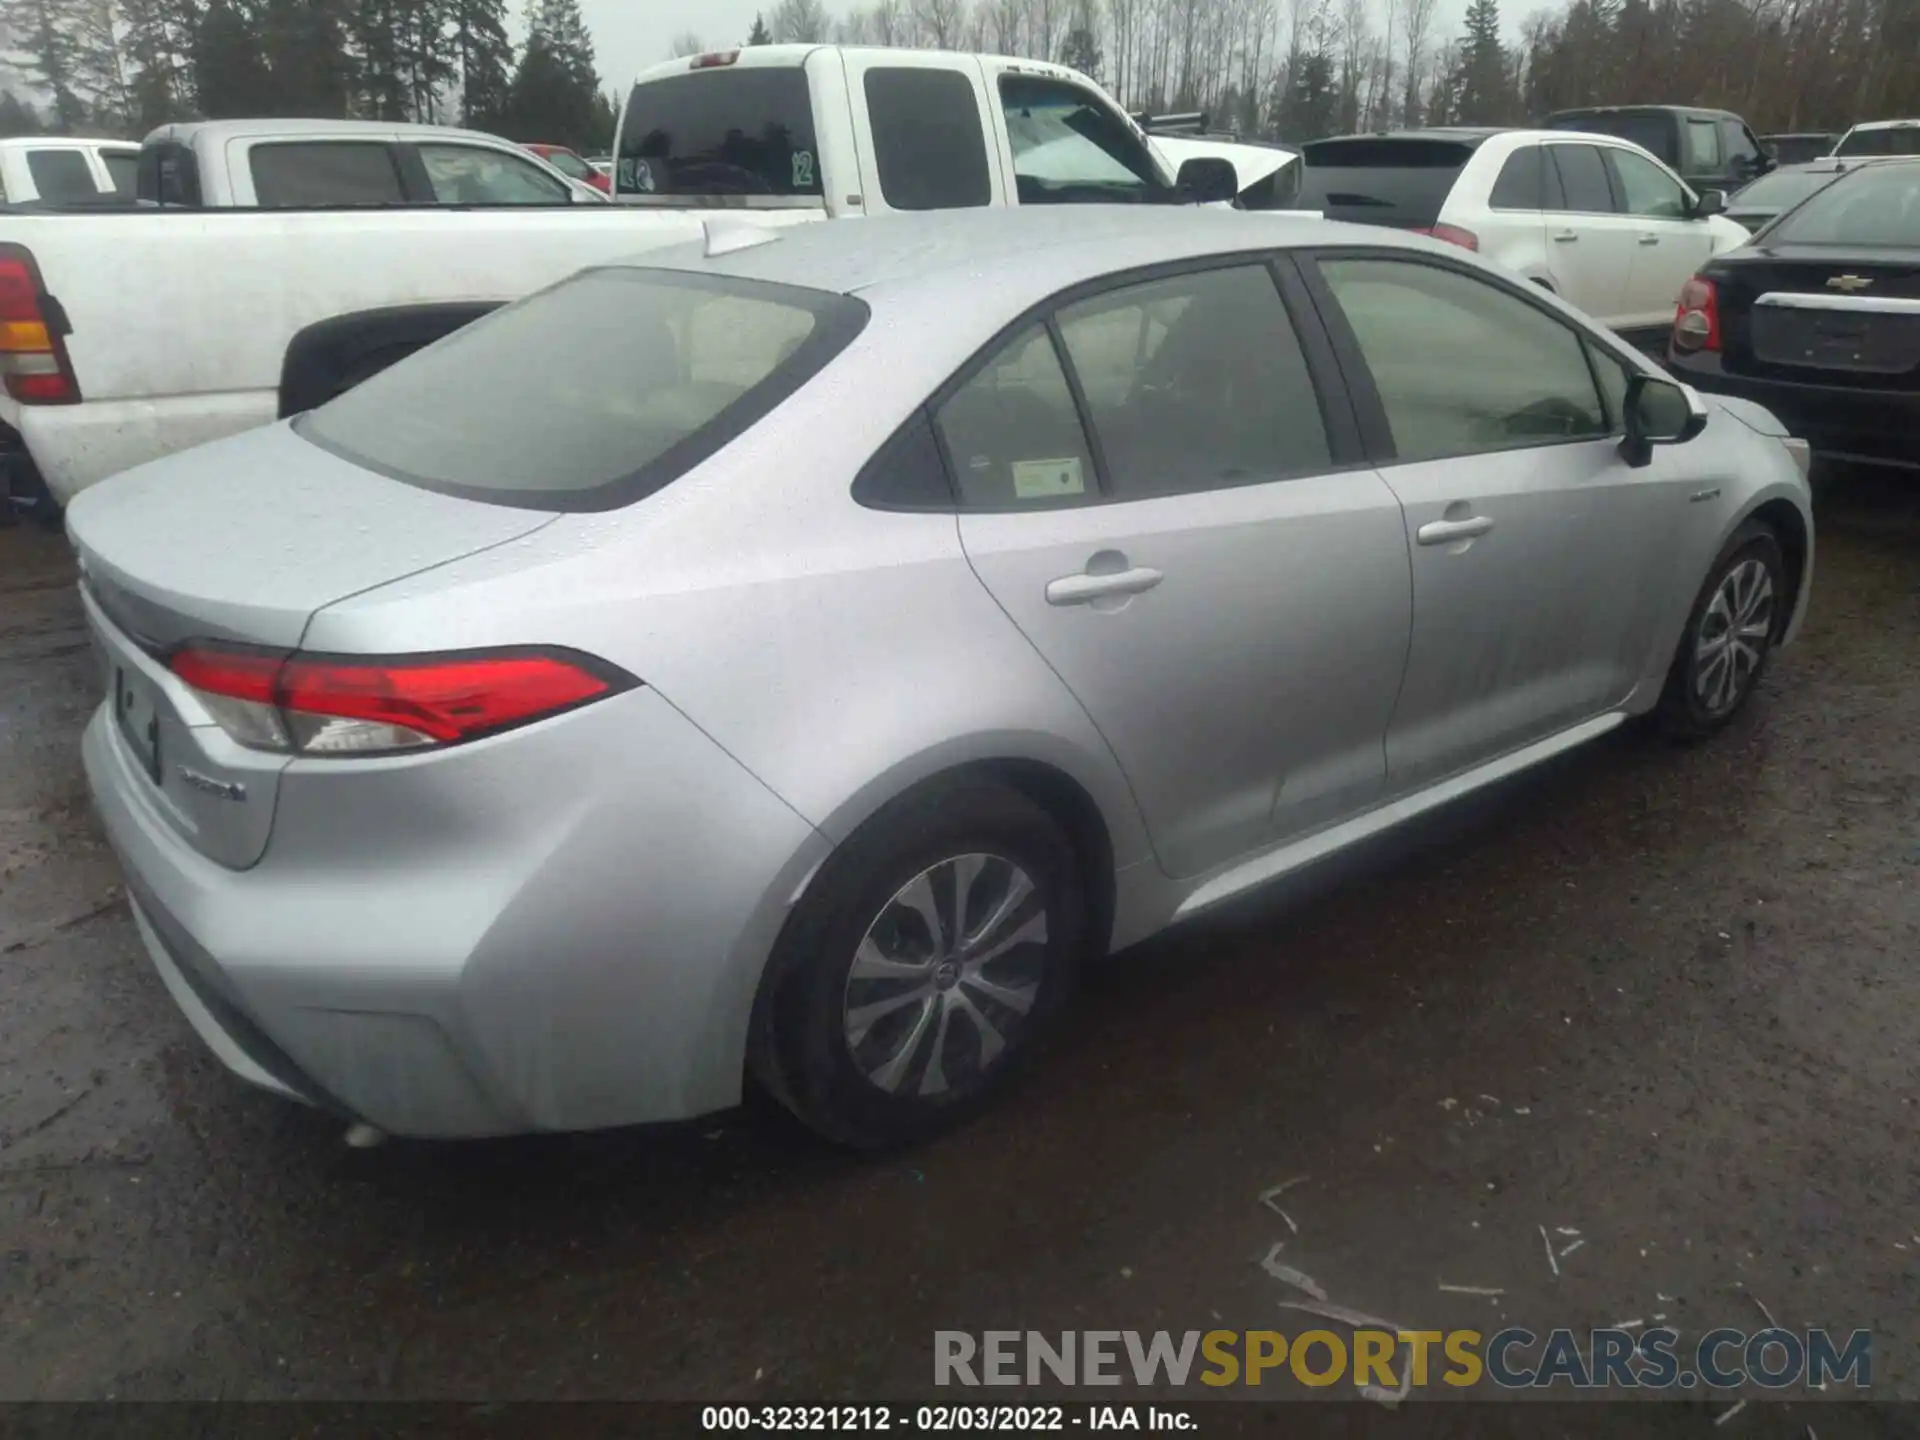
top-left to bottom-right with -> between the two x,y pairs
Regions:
1012,456 -> 1086,500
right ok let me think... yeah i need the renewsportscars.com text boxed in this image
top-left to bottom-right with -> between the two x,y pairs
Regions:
933,1328 -> 1871,1391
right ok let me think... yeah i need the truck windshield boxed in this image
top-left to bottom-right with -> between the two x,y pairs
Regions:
294,268 -> 868,512
617,67 -> 825,204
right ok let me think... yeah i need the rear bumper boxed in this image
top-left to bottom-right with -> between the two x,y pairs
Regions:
1668,349 -> 1920,470
82,680 -> 832,1138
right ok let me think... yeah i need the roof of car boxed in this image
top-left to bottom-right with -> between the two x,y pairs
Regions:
1546,104 -> 1742,120
1840,118 -> 1920,132
140,118 -> 525,147
622,206 -> 1435,303
0,136 -> 137,152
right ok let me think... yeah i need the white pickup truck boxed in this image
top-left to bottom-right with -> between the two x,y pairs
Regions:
2,46 -> 1241,514
0,137 -> 138,206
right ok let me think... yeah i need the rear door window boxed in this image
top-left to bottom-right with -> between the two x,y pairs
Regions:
249,142 -> 406,206
1547,144 -> 1617,213
934,326 -> 1097,508
1054,266 -> 1331,499
415,143 -> 571,204
1489,146 -> 1545,209
617,67 -> 823,200
296,269 -> 869,511
865,67 -> 991,210
1291,138 -> 1473,227
25,149 -> 98,202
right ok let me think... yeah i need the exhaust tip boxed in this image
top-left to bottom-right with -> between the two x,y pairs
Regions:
344,1121 -> 388,1149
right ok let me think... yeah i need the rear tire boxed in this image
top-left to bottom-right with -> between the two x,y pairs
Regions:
754,779 -> 1086,1150
1654,519 -> 1785,740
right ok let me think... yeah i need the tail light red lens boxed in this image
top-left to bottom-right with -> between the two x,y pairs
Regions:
691,49 -> 740,68
169,644 -> 635,756
1673,276 -> 1722,353
0,244 -> 80,405
1414,223 -> 1480,251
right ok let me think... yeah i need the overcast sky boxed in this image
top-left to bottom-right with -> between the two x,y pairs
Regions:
583,1 -> 769,86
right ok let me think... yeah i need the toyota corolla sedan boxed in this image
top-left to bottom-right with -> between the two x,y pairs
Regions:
68,207 -> 1815,1149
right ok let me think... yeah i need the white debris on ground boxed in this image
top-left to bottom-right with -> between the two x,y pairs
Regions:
1540,1225 -> 1560,1277
1714,1397 -> 1748,1426
1258,1243 -> 1328,1302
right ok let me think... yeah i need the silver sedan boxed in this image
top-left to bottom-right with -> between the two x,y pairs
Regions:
68,206 -> 1814,1148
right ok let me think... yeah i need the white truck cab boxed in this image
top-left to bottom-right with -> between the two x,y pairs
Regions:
0,137 -> 139,206
614,45 -> 1239,215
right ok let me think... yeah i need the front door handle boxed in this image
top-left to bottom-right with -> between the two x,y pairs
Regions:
1416,516 -> 1495,546
1552,229 -> 1579,243
1638,233 -> 1661,246
1045,566 -> 1165,606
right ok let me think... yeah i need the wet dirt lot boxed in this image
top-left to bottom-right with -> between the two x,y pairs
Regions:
1,478 -> 1917,1415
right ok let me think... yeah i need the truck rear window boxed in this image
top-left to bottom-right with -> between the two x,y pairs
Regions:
1834,126 -> 1920,158
294,269 -> 868,512
1546,112 -> 1674,164
617,68 -> 824,203
25,150 -> 97,202
1288,139 -> 1474,227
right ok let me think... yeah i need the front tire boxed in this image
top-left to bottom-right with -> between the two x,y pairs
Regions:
756,779 -> 1086,1150
1655,519 -> 1785,740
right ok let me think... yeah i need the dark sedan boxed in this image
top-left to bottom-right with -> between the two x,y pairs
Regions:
1668,157 -> 1920,472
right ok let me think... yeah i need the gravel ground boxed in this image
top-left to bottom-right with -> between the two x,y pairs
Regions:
2,475 -> 1917,1419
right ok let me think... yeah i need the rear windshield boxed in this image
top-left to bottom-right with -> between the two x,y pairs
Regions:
294,269 -> 868,512
1762,161 -> 1920,246
1547,112 -> 1673,161
1833,126 -> 1920,158
25,149 -> 98,202
1288,139 -> 1473,226
617,67 -> 823,203
1730,166 -> 1840,213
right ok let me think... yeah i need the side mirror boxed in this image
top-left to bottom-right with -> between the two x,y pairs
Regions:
1620,372 -> 1708,467
1693,187 -> 1727,217
1176,156 -> 1239,205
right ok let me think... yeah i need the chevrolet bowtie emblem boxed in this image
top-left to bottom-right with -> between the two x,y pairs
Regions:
1826,274 -> 1874,292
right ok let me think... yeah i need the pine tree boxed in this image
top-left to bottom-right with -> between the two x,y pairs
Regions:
192,0 -> 274,115
0,90 -> 43,135
1453,0 -> 1512,124
117,0 -> 198,129
258,0 -> 353,117
448,0 -> 509,127
502,0 -> 600,148
0,0 -> 91,130
745,12 -> 770,45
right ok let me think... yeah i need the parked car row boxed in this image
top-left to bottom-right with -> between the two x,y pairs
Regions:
0,46 -> 1243,515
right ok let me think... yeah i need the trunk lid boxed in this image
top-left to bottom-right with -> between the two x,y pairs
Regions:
1710,245 -> 1920,390
67,422 -> 555,868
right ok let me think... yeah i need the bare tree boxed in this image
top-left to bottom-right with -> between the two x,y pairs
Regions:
668,31 -> 706,57
913,0 -> 968,46
771,0 -> 832,42
1399,0 -> 1438,125
871,0 -> 905,44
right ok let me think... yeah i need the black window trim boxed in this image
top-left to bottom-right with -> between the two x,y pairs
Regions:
1292,245 -> 1631,467
859,248 -> 1370,515
293,267 -> 872,514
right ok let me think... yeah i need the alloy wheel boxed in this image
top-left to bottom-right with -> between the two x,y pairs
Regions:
841,853 -> 1049,1099
1694,557 -> 1775,716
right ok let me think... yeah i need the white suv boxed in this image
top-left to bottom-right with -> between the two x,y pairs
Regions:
1280,128 -> 1752,346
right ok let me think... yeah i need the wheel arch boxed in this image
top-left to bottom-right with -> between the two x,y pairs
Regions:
1746,495 -> 1811,641
276,301 -> 505,418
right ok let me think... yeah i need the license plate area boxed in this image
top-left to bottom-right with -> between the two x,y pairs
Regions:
1751,307 -> 1920,375
114,665 -> 163,786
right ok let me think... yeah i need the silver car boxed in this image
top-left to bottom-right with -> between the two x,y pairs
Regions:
69,207 -> 1814,1148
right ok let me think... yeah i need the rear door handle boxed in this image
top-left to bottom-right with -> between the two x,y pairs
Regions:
1552,229 -> 1579,243
1638,233 -> 1661,246
1416,516 -> 1495,546
1045,566 -> 1164,606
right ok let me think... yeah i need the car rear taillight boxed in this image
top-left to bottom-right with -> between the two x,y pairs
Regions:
691,49 -> 740,68
0,244 -> 80,405
169,643 -> 635,756
1414,224 -> 1480,251
1673,276 -> 1721,353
